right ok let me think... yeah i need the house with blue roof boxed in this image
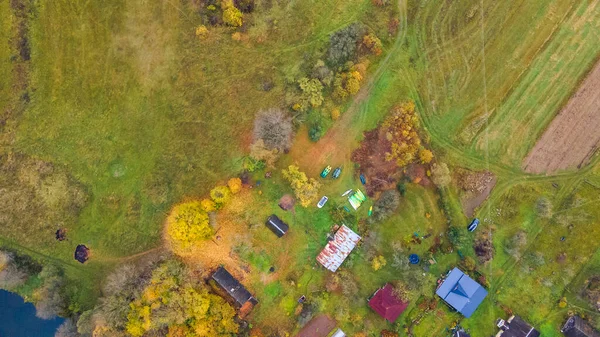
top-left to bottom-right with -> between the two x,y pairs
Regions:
435,267 -> 487,318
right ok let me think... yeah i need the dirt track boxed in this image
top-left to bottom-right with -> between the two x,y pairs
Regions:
522,59 -> 600,174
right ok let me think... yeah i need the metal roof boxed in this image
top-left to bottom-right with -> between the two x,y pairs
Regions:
436,268 -> 487,318
212,267 -> 257,307
265,215 -> 289,238
316,225 -> 361,272
331,329 -> 346,337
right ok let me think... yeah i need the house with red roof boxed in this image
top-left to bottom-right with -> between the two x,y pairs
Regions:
368,283 -> 409,323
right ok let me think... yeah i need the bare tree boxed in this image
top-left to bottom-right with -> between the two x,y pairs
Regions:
55,318 -> 80,337
0,250 -> 27,290
253,108 -> 293,151
35,265 -> 66,320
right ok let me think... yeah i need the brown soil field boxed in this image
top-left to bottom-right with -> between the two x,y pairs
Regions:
522,60 -> 600,174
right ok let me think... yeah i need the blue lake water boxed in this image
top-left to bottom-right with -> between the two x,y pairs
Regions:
0,289 -> 63,337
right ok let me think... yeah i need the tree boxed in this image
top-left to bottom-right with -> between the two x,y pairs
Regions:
298,77 -> 324,108
362,33 -> 382,55
125,261 -> 238,337
200,199 -> 217,212
253,108 -> 293,151
418,148 -> 433,164
222,1 -> 243,27
166,201 -> 213,253
0,250 -> 27,290
431,163 -> 451,187
368,190 -> 400,224
249,139 -> 280,168
55,318 -> 79,337
34,265 -> 66,320
210,185 -> 232,204
327,23 -> 366,66
282,165 -> 321,207
227,178 -> 242,194
381,102 -> 423,167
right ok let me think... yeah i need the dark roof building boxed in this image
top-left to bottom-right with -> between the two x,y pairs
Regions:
561,316 -> 600,337
265,215 -> 289,238
368,283 -> 409,323
211,267 -> 258,307
496,315 -> 540,337
435,267 -> 487,318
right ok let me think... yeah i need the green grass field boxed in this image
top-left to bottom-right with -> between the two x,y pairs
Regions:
1,0 -> 600,335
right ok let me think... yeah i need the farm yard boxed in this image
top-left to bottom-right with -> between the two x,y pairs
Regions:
0,0 -> 600,336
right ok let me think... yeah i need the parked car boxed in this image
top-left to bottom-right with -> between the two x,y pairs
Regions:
332,167 -> 342,179
320,166 -> 332,178
467,218 -> 480,232
317,196 -> 329,208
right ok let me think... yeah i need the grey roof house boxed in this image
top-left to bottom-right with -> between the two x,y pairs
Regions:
495,315 -> 540,337
561,316 -> 600,337
211,266 -> 258,307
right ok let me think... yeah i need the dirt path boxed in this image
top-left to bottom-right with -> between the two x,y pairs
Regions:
522,58 -> 600,174
288,0 -> 408,175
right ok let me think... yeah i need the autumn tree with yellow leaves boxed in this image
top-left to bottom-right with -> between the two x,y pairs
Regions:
126,260 -> 238,337
282,165 -> 321,207
382,102 -> 433,167
166,201 -> 213,254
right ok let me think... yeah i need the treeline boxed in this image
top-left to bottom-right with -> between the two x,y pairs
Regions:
54,257 -> 243,337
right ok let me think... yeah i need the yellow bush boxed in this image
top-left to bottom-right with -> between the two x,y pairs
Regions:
195,25 -> 208,39
371,255 -> 387,271
331,108 -> 341,121
223,6 -> 243,27
419,148 -> 434,164
227,177 -> 242,194
200,198 -> 216,212
210,185 -> 232,204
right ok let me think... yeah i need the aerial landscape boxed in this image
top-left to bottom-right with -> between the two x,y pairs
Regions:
1,0 -> 600,336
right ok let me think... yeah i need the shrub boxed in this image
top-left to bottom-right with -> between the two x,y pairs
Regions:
227,178 -> 242,194
222,2 -> 243,27
210,185 -> 232,204
195,25 -> 209,39
200,198 -> 217,212
327,23 -> 366,66
371,255 -> 387,271
253,108 -> 293,151
331,108 -> 341,121
504,230 -> 527,259
166,201 -> 213,252
309,124 -> 323,142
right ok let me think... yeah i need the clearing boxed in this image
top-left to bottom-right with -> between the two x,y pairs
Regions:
522,59 -> 600,174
